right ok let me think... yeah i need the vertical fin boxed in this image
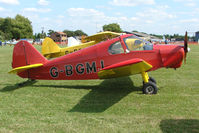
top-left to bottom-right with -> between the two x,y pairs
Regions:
41,37 -> 61,58
12,40 -> 47,78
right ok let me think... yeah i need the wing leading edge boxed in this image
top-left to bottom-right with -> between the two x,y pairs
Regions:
98,58 -> 152,79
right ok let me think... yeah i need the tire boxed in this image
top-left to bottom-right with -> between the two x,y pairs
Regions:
143,81 -> 158,94
149,77 -> 156,84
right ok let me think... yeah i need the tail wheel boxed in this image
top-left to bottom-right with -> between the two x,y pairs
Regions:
143,81 -> 158,94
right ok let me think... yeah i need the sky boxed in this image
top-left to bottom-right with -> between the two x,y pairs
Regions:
0,0 -> 199,35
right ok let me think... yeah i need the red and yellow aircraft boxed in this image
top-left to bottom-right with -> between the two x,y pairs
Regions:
9,32 -> 189,94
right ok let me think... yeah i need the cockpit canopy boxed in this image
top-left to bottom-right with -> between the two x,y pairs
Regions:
108,35 -> 153,55
123,35 -> 153,51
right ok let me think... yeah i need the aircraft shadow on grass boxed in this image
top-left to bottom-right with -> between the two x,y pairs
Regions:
160,119 -> 199,133
0,80 -> 37,92
0,77 -> 141,113
33,77 -> 141,113
69,77 -> 140,113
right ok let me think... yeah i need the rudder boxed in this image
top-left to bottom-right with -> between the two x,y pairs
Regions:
41,37 -> 61,58
12,40 -> 47,69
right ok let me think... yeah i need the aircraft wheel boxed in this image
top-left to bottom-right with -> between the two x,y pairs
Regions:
149,77 -> 156,84
143,81 -> 158,94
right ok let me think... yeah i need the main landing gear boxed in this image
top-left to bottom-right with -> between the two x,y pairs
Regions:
141,72 -> 158,94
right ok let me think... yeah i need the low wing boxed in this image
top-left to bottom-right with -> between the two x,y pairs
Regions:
98,58 -> 152,79
84,31 -> 121,43
9,64 -> 43,74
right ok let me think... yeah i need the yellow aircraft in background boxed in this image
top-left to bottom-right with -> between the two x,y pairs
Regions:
42,31 -> 121,58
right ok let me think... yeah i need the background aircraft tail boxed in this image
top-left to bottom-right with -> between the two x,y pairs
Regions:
10,41 -> 47,75
41,37 -> 61,58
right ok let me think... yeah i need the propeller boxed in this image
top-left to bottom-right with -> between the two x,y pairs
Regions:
184,31 -> 188,64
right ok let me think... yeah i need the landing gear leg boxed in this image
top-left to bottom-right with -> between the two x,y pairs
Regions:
141,72 -> 158,94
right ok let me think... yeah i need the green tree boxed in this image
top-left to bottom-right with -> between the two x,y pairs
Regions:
74,30 -> 87,36
0,18 -> 4,31
103,23 -> 122,33
0,31 -> 5,41
0,17 -> 13,40
33,33 -> 40,40
63,29 -> 87,37
63,30 -> 75,37
37,33 -> 42,39
0,14 -> 33,40
43,32 -> 47,38
47,29 -> 55,36
13,14 -> 33,39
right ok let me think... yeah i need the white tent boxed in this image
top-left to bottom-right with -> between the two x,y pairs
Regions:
67,37 -> 81,47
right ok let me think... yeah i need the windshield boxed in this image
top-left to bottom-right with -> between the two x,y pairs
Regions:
123,35 -> 153,51
108,41 -> 124,55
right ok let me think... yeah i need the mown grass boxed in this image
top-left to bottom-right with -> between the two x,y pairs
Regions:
0,44 -> 198,133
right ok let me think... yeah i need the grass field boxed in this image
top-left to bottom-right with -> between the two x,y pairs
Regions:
0,44 -> 199,133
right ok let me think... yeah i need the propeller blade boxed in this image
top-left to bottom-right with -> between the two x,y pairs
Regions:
184,31 -> 188,64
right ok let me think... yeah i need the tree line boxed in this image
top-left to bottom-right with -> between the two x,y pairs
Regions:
33,29 -> 88,40
150,34 -> 189,41
0,14 -> 190,41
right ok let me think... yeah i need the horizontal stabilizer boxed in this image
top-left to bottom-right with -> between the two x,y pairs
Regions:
98,58 -> 152,79
9,64 -> 43,74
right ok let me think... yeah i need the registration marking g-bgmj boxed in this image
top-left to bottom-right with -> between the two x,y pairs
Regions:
50,60 -> 105,77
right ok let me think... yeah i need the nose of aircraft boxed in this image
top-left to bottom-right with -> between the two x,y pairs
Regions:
162,32 -> 188,68
154,45 -> 185,69
164,46 -> 185,68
